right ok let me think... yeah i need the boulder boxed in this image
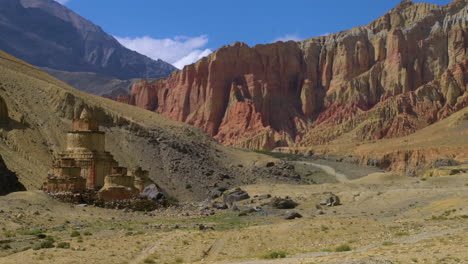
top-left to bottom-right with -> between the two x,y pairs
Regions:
223,188 -> 250,204
256,194 -> 271,199
284,212 -> 303,220
141,184 -> 164,200
268,197 -> 298,209
321,193 -> 341,207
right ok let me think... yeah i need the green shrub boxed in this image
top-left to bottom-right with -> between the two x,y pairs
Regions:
1,244 -> 11,250
56,242 -> 70,249
18,229 -> 43,236
335,244 -> 351,252
83,231 -> 92,236
262,251 -> 287,259
394,232 -> 409,237
35,240 -> 54,249
252,149 -> 301,160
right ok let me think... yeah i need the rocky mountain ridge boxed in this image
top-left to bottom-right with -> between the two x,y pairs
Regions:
117,0 -> 468,153
0,0 -> 177,94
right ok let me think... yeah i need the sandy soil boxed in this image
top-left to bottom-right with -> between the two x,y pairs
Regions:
0,170 -> 467,264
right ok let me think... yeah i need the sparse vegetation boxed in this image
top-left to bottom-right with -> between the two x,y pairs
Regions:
56,242 -> 70,249
252,149 -> 301,160
70,231 -> 81,237
394,232 -> 410,237
261,251 -> 287,259
335,244 -> 352,252
33,240 -> 54,250
18,229 -> 44,236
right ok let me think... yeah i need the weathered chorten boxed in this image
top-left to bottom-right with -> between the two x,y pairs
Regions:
44,159 -> 86,193
44,108 -> 155,200
98,167 -> 138,200
58,108 -> 118,189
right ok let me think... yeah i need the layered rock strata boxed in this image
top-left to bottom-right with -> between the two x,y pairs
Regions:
117,0 -> 468,151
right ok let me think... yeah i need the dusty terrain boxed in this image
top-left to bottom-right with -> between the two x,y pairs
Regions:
0,165 -> 467,264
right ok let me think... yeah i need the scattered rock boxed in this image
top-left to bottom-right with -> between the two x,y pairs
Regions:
214,202 -> 228,210
223,188 -> 250,204
433,158 -> 460,168
284,211 -> 302,220
268,197 -> 298,209
316,209 -> 325,215
198,224 -> 215,231
321,193 -> 341,207
266,162 -> 275,167
141,184 -> 164,200
258,194 -> 271,199
199,199 -> 214,210
36,234 -> 47,239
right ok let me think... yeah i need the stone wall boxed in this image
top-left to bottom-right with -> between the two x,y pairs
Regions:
43,177 -> 86,193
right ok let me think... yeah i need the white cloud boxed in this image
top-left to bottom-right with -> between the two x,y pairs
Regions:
115,35 -> 212,69
273,34 -> 302,42
54,0 -> 70,4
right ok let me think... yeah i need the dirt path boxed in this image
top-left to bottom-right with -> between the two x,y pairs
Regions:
221,227 -> 465,264
130,234 -> 175,264
296,161 -> 350,183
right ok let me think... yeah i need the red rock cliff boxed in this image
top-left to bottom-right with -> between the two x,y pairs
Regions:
117,0 -> 468,150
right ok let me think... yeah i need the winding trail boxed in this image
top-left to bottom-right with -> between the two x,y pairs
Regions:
295,161 -> 350,183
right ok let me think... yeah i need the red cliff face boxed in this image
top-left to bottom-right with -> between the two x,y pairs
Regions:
117,0 -> 468,150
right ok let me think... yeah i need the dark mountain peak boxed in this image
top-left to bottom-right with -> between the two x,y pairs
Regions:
0,0 -> 177,80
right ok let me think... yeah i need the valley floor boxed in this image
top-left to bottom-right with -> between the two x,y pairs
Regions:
0,171 -> 467,264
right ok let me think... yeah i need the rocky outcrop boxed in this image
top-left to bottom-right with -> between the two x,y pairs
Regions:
117,0 -> 468,151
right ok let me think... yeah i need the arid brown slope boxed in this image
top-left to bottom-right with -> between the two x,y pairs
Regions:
117,0 -> 468,151
0,50 -> 297,201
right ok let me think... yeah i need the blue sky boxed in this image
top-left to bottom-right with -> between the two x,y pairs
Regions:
57,0 -> 452,68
